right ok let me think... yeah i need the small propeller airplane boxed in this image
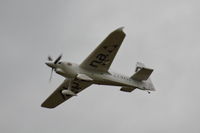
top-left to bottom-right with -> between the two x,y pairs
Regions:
41,27 -> 155,108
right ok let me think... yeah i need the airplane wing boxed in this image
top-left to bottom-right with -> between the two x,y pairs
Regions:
41,78 -> 92,108
80,27 -> 126,72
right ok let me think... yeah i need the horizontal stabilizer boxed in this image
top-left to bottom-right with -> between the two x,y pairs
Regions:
120,87 -> 136,92
131,67 -> 153,81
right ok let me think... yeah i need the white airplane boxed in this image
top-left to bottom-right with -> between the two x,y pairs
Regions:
41,27 -> 155,108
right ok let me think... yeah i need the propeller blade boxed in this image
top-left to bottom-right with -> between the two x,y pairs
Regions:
49,68 -> 53,82
48,56 -> 53,61
54,54 -> 62,64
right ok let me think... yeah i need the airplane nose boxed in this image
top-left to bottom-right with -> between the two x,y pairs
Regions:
45,62 -> 55,68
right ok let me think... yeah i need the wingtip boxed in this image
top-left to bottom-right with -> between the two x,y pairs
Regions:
41,103 -> 56,109
113,27 -> 125,36
116,26 -> 125,32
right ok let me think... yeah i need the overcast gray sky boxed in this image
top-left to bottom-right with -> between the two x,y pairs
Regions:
0,0 -> 200,133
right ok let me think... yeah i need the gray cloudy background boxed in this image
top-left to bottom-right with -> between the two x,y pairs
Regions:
1,0 -> 200,132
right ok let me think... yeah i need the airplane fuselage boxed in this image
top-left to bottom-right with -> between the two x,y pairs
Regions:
55,61 -> 149,91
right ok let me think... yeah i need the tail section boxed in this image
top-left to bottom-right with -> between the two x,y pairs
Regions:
120,62 -> 155,93
145,78 -> 156,91
132,62 -> 155,91
131,65 -> 153,81
134,62 -> 155,91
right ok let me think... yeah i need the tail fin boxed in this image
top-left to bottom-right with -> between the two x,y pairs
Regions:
145,78 -> 156,91
132,62 -> 155,91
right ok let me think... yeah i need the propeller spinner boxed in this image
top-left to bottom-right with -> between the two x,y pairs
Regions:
46,54 -> 62,81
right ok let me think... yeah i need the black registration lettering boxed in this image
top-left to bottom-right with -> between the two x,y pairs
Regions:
89,53 -> 107,68
103,45 -> 118,53
90,60 -> 101,68
96,54 -> 107,62
89,45 -> 118,68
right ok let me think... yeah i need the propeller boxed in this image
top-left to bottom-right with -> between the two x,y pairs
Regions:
54,54 -> 62,64
48,56 -> 53,61
46,54 -> 62,82
49,67 -> 53,82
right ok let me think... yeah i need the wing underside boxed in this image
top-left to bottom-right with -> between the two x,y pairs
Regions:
80,27 -> 126,72
41,78 -> 92,108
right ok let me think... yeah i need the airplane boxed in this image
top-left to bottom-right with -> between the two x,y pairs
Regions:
41,27 -> 155,109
